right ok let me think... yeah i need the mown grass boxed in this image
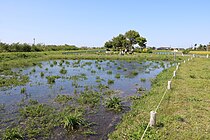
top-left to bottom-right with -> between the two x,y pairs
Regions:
189,51 -> 210,55
109,58 -> 210,139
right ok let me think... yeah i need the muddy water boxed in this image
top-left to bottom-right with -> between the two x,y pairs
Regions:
0,60 -> 172,139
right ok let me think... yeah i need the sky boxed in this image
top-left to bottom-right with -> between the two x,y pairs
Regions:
0,0 -> 210,48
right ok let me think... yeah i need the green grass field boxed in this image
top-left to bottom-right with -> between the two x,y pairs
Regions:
109,58 -> 210,139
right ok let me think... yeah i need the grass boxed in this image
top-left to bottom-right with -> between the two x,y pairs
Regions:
109,58 -> 210,139
105,96 -> 122,112
2,128 -> 23,140
54,94 -> 72,104
115,74 -> 121,79
63,111 -> 85,131
60,67 -> 67,74
140,78 -> 146,82
2,99 -> 88,139
108,79 -> 114,85
20,87 -> 26,94
39,72 -> 44,78
189,51 -> 210,55
77,90 -> 101,107
107,70 -> 112,75
46,75 -> 61,84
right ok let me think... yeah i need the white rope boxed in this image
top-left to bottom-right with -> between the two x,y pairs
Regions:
140,60 -> 184,139
140,122 -> 150,140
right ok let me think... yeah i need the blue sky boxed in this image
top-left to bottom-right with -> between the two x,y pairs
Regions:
0,0 -> 209,48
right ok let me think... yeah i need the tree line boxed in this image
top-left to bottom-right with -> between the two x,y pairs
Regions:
0,42 -> 79,53
104,30 -> 147,53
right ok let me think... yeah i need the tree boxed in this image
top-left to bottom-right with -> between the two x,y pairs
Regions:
104,41 -> 113,49
125,30 -> 147,50
104,30 -> 147,52
112,34 -> 127,51
136,37 -> 147,48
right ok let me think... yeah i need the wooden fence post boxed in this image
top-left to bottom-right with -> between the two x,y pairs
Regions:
168,81 -> 171,90
149,111 -> 156,127
173,71 -> 176,77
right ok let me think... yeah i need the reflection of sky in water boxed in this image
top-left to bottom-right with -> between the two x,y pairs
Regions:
0,60 -> 172,106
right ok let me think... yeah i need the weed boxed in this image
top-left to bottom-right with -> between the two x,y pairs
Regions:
107,70 -> 112,75
31,68 -> 36,73
54,94 -> 72,104
105,96 -> 122,112
2,127 -> 23,140
140,78 -> 146,82
117,66 -> 122,70
53,60 -> 57,65
46,76 -> 60,84
77,90 -> 101,107
63,112 -> 85,131
60,68 -> 67,74
20,87 -> 26,94
115,74 -> 121,79
91,70 -> 96,73
108,79 -> 114,85
40,72 -> 44,77
82,130 -> 97,136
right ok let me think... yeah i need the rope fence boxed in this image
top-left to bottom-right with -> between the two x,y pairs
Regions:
140,56 -> 192,140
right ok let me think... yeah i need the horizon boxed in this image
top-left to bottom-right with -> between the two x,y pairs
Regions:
0,0 -> 210,48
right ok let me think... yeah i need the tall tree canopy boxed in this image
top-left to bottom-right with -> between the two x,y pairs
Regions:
104,30 -> 147,51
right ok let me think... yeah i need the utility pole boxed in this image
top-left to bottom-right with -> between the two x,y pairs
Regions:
33,38 -> 36,45
207,42 -> 209,58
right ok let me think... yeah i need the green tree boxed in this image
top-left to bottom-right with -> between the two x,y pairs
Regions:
125,30 -> 147,50
104,41 -> 113,49
112,34 -> 127,51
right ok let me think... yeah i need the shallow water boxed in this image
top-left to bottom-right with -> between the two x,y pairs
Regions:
0,60 -> 172,139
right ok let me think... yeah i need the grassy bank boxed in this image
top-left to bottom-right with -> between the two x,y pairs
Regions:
109,58 -> 210,139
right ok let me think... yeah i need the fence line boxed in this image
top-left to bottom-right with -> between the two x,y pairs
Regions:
140,57 -> 191,140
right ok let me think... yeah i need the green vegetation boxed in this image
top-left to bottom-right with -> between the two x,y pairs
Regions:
140,78 -> 146,82
60,68 -> 67,74
46,75 -> 61,84
105,96 -> 122,112
107,70 -> 112,75
20,87 -> 26,94
63,111 -> 85,131
40,72 -> 44,77
109,58 -> 210,139
77,90 -> 101,107
0,50 -> 184,87
104,30 -> 147,53
108,79 -> 114,85
54,94 -> 72,104
2,128 -> 23,140
115,74 -> 121,79
0,42 -> 78,53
